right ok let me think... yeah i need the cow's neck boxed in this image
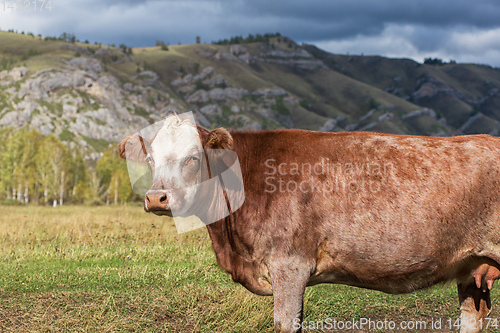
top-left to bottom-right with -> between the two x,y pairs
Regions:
205,216 -> 234,274
199,131 -> 249,275
190,188 -> 234,273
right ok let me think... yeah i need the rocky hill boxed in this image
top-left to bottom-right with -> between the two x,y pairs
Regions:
1,31 -> 500,160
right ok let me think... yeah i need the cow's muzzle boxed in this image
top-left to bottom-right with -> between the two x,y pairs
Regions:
144,190 -> 172,216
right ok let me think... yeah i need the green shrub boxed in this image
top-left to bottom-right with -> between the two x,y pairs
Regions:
2,199 -> 25,206
271,96 -> 290,115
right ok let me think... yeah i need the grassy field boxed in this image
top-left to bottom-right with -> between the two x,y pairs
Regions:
0,206 -> 499,332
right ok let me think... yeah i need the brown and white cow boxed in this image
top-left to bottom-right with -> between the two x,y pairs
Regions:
119,113 -> 500,333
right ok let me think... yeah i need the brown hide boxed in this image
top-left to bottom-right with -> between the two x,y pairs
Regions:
206,131 -> 500,296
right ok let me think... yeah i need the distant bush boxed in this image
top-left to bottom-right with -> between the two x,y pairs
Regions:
300,99 -> 311,110
156,40 -> 169,51
195,80 -> 210,91
21,49 -> 40,60
85,198 -> 104,206
2,199 -> 25,206
117,44 -> 133,54
424,58 -> 444,65
271,96 -> 290,115
1,58 -> 16,71
59,32 -> 76,43
179,65 -> 186,77
369,98 -> 380,110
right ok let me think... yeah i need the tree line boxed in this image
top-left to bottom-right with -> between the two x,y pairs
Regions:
212,32 -> 281,45
424,58 -> 457,66
0,128 -> 140,206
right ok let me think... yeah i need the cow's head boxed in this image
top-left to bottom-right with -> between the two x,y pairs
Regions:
118,113 -> 233,217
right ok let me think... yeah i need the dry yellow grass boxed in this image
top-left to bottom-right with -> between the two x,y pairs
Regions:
1,206 -> 499,332
0,205 -> 275,332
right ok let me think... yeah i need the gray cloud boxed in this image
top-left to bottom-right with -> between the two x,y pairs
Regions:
1,0 -> 500,66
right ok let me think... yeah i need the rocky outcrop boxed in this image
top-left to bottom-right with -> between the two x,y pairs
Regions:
458,112 -> 484,133
260,49 -> 313,59
378,112 -> 394,122
251,88 -> 287,98
135,71 -> 163,88
320,119 -> 337,132
253,47 -> 326,70
172,66 -> 215,86
208,88 -> 248,101
185,90 -> 208,104
402,108 -> 437,119
229,45 -> 253,64
0,62 -> 180,149
94,48 -> 111,56
229,45 -> 247,56
67,57 -> 102,72
200,104 -> 221,117
229,114 -> 261,130
214,50 -> 234,61
254,57 -> 327,71
178,85 -> 196,94
412,76 -> 462,101
202,75 -> 227,88
171,74 -> 193,87
0,66 -> 29,85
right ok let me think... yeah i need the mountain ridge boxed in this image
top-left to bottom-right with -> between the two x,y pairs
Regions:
1,31 -> 499,160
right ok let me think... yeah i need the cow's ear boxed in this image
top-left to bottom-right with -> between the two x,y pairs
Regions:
203,127 -> 233,150
118,133 -> 151,162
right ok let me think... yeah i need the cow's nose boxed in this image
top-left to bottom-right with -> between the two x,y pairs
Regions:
145,190 -> 169,211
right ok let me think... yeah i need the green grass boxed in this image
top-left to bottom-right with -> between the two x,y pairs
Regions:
82,136 -> 112,152
59,129 -> 75,141
1,206 -> 500,332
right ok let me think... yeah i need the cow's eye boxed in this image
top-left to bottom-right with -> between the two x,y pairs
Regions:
188,156 -> 199,163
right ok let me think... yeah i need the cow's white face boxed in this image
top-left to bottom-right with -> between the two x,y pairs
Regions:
119,113 -> 234,218
145,115 -> 205,215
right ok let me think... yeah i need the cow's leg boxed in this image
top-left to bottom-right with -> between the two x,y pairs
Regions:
457,282 -> 491,333
270,262 -> 309,333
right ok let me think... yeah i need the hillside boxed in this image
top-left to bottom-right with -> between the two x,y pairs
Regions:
2,31 -> 500,160
304,44 -> 500,135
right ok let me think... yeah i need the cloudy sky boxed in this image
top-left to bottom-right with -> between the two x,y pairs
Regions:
1,0 -> 500,66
